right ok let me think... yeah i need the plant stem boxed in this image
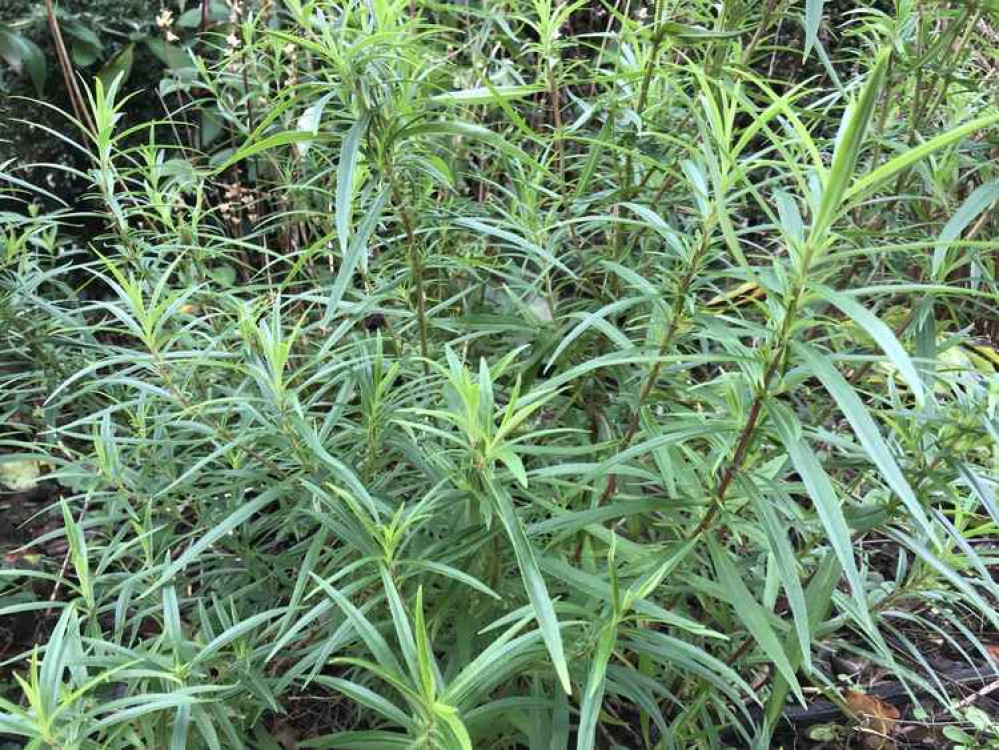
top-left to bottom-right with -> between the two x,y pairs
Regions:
43,0 -> 96,136
595,222 -> 714,507
619,2 -> 667,204
388,172 -> 430,374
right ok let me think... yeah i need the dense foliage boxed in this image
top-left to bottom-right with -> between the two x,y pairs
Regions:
1,0 -> 998,748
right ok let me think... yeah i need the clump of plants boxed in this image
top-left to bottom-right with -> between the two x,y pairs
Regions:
1,0 -> 998,748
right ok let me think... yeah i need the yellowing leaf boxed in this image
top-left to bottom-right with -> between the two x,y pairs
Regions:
705,281 -> 766,310
0,459 -> 41,491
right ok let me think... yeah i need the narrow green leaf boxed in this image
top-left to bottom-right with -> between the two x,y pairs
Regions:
92,692 -> 212,729
313,677 -> 413,729
444,616 -> 540,706
436,702 -> 473,750
401,560 -> 500,600
485,478 -> 571,694
20,36 -> 46,95
40,605 -> 76,717
299,730 -> 411,749
171,703 -> 192,750
98,43 -> 134,90
379,568 -> 420,689
455,217 -> 574,278
60,499 -> 92,609
817,285 -> 926,406
494,446 -> 528,488
428,85 -> 543,105
336,115 -> 369,255
804,0 -> 823,56
414,587 -> 438,702
810,48 -> 890,244
193,608 -> 283,664
576,621 -> 617,750
847,113 -> 999,203
660,22 -> 743,39
148,487 -> 281,595
932,180 -> 999,279
214,130 -> 319,173
310,575 -> 404,676
708,538 -> 805,705
327,188 -> 389,315
401,120 -> 537,169
794,341 -> 936,542
769,401 -> 870,622
741,479 -> 811,671
762,552 -> 841,737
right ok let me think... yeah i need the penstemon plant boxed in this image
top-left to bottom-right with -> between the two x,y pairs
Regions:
0,1 -> 998,749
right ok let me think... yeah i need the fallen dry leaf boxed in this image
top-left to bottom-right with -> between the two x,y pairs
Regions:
846,691 -> 901,750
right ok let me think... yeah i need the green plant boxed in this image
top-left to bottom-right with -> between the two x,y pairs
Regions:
944,706 -> 999,749
0,1 -> 998,748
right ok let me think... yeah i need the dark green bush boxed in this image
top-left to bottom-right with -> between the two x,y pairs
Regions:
1,2 -> 998,749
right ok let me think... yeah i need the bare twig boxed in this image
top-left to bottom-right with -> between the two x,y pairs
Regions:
43,0 -> 96,136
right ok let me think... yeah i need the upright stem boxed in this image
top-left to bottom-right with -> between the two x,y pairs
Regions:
741,0 -> 780,65
547,63 -> 565,184
896,8 -> 975,198
686,266 -> 806,540
661,260 -> 810,719
923,10 -> 979,122
595,221 -> 714,507
620,3 -> 667,201
388,170 -> 430,374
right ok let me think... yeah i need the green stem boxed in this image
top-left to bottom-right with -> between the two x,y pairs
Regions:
387,171 -> 430,374
595,218 -> 714,508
